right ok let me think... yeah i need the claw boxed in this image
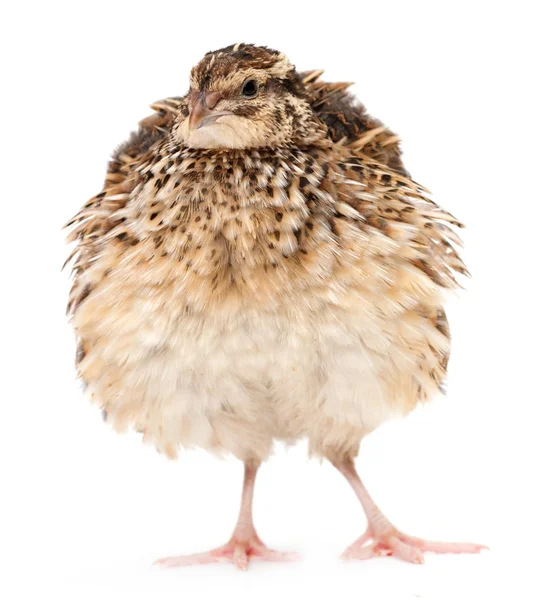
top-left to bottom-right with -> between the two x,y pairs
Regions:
342,526 -> 487,563
155,539 -> 300,570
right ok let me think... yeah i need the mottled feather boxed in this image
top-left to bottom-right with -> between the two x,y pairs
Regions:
65,44 -> 466,461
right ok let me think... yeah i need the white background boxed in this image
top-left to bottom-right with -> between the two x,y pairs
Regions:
2,1 -> 541,599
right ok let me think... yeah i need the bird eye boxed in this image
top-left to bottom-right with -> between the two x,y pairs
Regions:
241,79 -> 259,98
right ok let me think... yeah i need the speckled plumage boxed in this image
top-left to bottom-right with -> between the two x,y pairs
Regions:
65,44 -> 466,466
63,44 -> 485,566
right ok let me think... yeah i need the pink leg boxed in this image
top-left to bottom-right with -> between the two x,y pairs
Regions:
333,458 -> 487,564
154,461 -> 300,570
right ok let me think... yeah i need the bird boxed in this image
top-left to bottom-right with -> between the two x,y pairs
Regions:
65,43 -> 485,569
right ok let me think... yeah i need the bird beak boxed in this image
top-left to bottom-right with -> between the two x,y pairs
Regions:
189,91 -> 227,130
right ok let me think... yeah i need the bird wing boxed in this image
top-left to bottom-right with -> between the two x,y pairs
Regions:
301,70 -> 408,177
63,96 -> 186,316
324,146 -> 467,392
331,149 -> 468,288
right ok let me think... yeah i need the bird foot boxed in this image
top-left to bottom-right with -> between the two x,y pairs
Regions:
155,535 -> 300,570
341,525 -> 488,564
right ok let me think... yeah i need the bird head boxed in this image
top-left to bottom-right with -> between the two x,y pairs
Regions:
176,44 -> 324,150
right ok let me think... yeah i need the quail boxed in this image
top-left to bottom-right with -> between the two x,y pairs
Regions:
65,43 -> 485,569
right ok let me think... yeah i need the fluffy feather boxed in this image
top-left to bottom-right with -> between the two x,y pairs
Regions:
65,44 -> 465,463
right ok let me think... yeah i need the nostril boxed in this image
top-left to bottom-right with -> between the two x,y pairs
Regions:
205,91 -> 223,110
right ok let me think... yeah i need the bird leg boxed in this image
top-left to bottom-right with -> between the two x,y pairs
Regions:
333,457 -> 487,564
155,461 -> 299,570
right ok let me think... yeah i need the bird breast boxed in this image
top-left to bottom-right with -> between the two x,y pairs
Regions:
70,144 -> 453,459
